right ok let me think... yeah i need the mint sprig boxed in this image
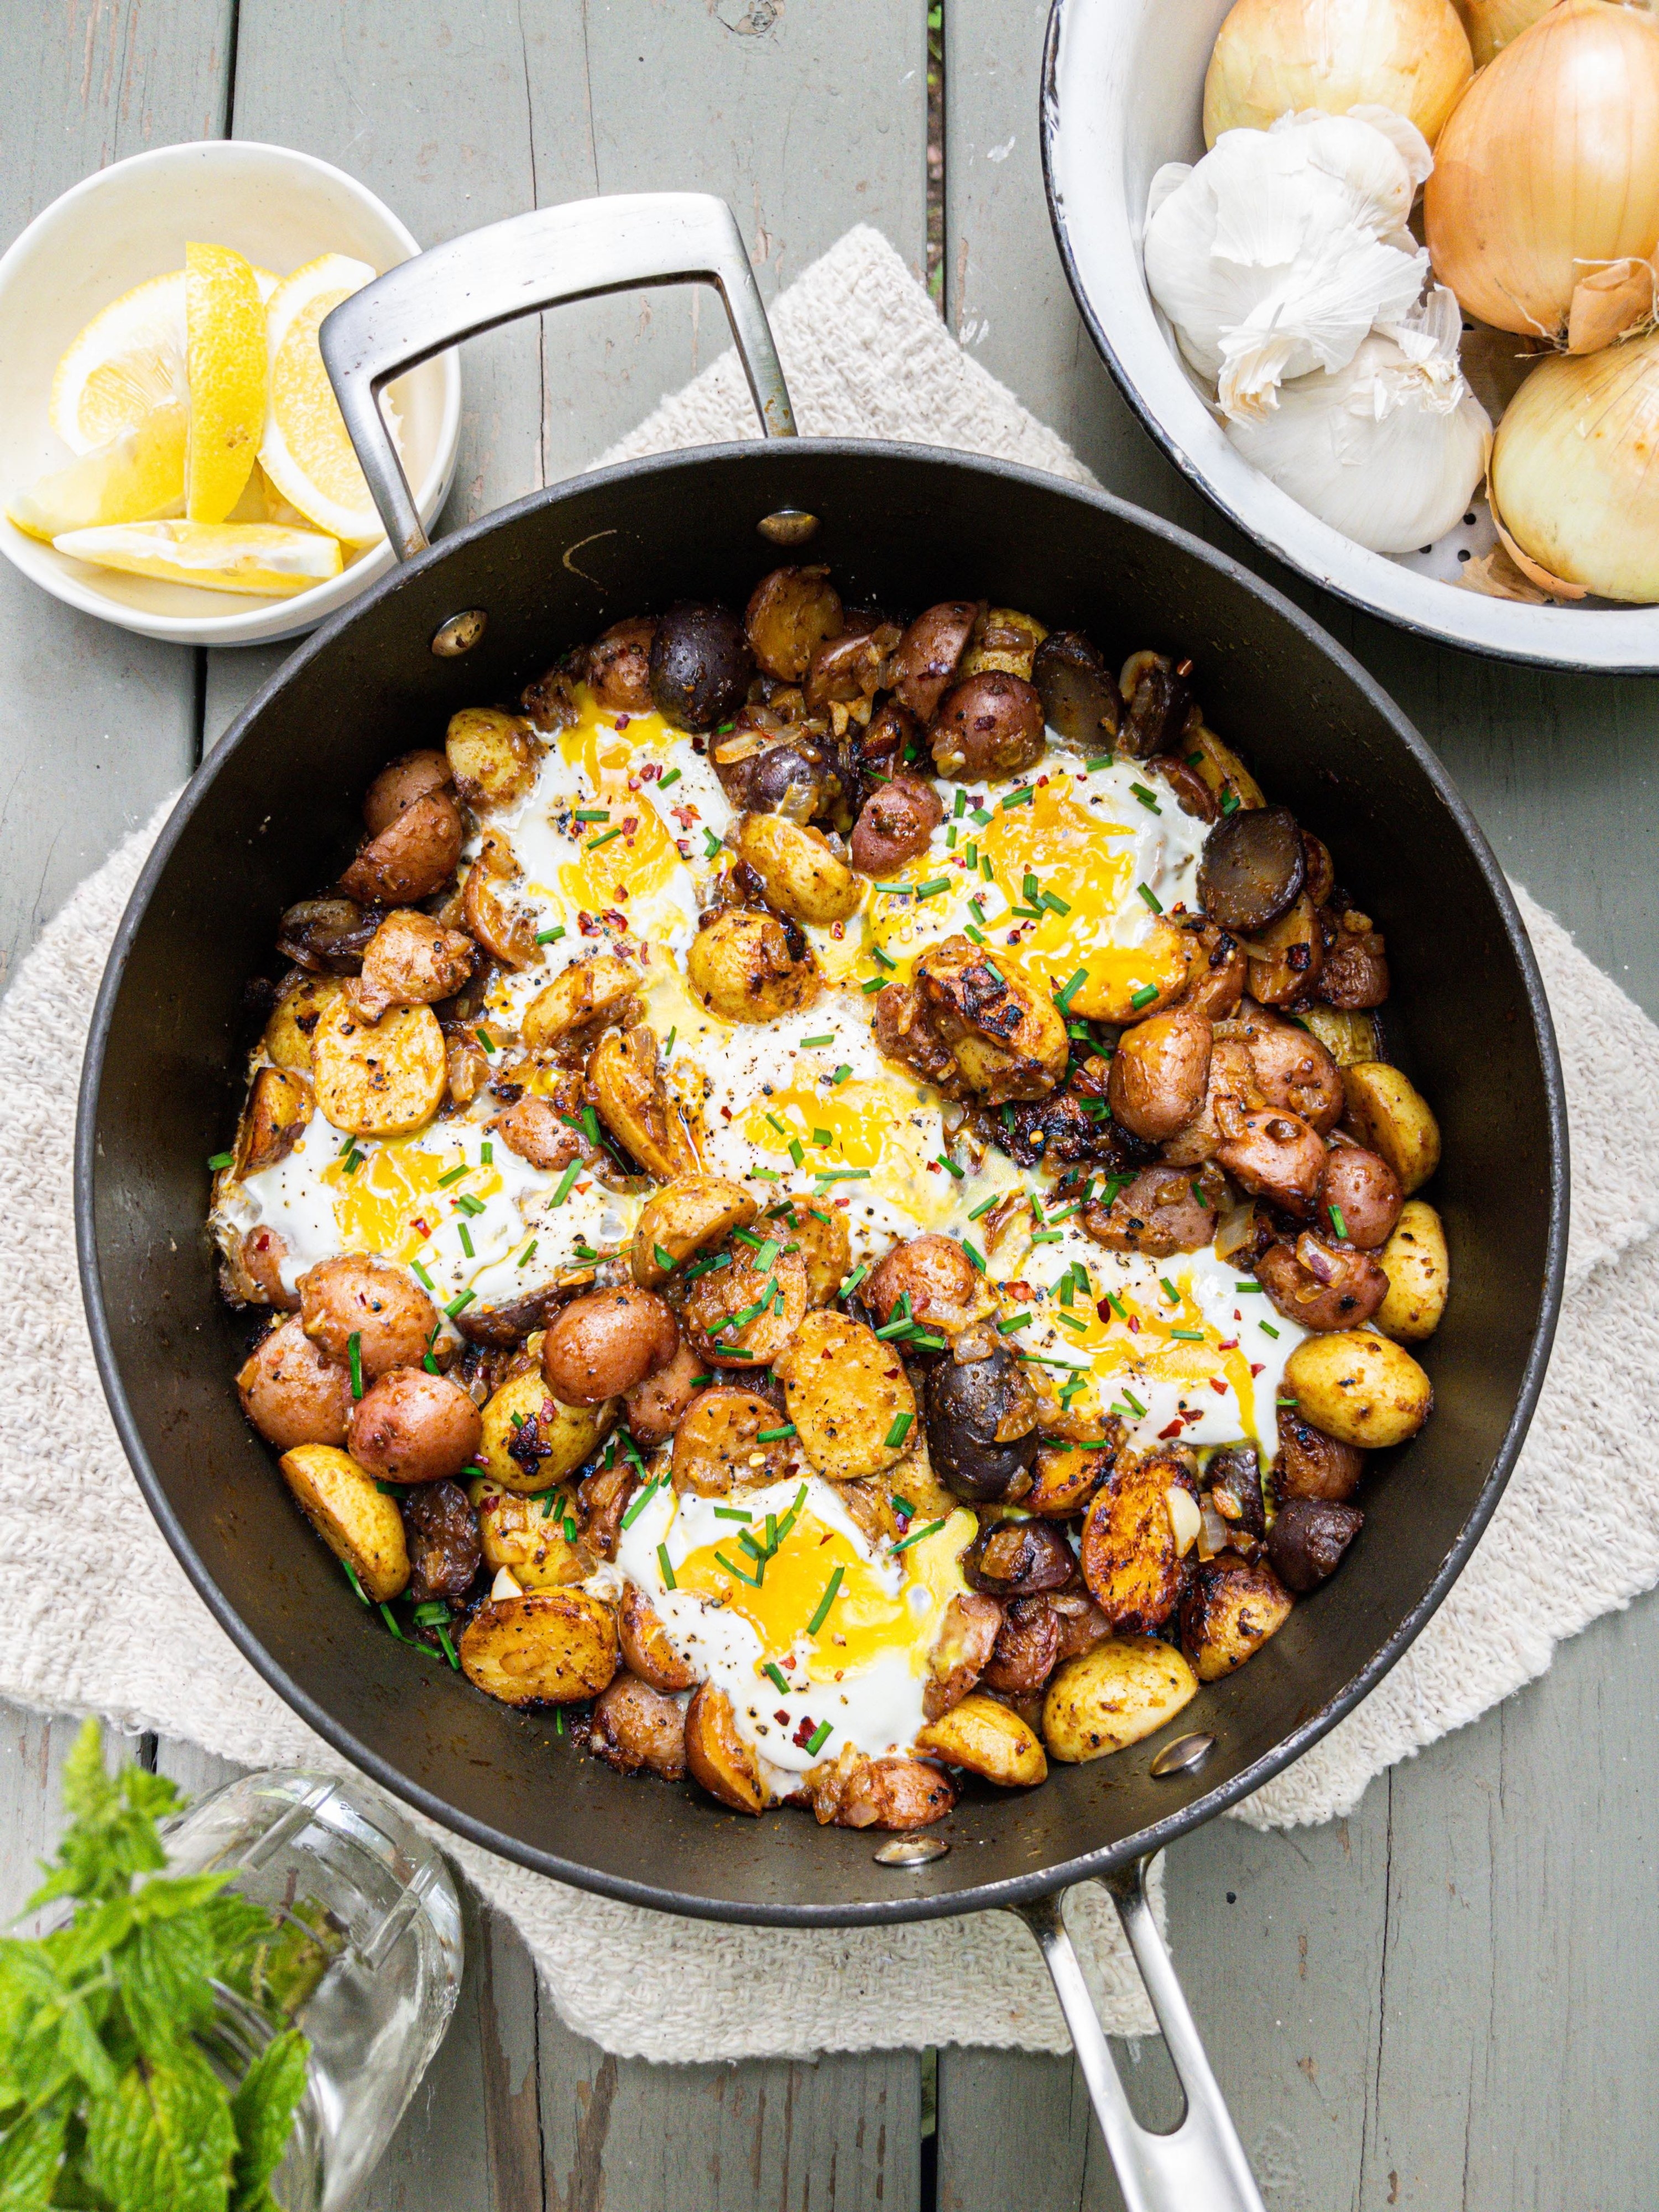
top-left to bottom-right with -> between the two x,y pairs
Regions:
0,1721 -> 318,2211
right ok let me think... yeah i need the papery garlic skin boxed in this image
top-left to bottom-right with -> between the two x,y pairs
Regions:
1145,110 -> 1433,421
1225,288 -> 1492,552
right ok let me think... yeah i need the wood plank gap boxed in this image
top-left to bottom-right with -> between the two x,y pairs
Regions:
221,0 -> 242,136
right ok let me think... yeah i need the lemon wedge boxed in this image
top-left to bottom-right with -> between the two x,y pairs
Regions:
6,403 -> 187,540
54,520 -> 342,597
50,263 -> 277,456
259,253 -> 387,545
185,242 -> 268,524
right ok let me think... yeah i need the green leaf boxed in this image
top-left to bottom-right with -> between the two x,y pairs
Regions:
228,2029 -> 308,2212
82,2052 -> 236,2212
28,1729 -> 180,1914
0,1945 -> 117,2108
59,1723 -> 117,1830
121,1916 -> 218,2059
0,2086 -> 69,2210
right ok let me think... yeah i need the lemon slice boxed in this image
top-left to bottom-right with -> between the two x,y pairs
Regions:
51,263 -> 278,456
6,403 -> 187,540
185,242 -> 268,524
260,253 -> 388,545
54,520 -> 343,597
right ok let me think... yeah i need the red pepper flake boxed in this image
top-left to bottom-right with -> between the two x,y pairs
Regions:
1128,1315 -> 1141,1334
1158,1419 -> 1185,1440
577,911 -> 599,936
831,921 -> 845,940
622,815 -> 639,836
671,804 -> 700,830
615,713 -> 632,731
641,760 -> 660,780
774,1710 -> 790,1727
1096,1298 -> 1115,1324
1217,1338 -> 1238,1350
411,1218 -> 430,1237
791,1714 -> 820,1750
1209,1378 -> 1228,1396
1250,1362 -> 1265,1378
676,839 -> 692,859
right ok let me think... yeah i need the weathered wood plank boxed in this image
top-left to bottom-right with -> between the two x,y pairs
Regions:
0,1701 -> 144,1931
0,0 -> 231,982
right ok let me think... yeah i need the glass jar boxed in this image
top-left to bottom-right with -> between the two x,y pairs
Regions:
163,1769 -> 463,2211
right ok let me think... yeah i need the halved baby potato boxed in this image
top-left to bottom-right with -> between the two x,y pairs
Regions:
1340,1062 -> 1441,1195
618,1583 -> 698,1692
521,954 -> 640,1048
686,909 -> 821,1025
630,1173 -> 759,1287
458,1589 -> 618,1705
1042,1636 -> 1198,1764
763,1192 -> 852,1307
279,1442 -> 409,1603
471,1477 -> 589,1588
685,1682 -> 767,1813
311,1000 -> 446,1138
671,1387 -> 794,1496
916,1691 -> 1047,1786
775,1310 -> 916,1480
732,813 -> 862,926
234,1066 -> 312,1177
1067,919 -> 1191,1025
263,974 -> 347,1073
588,1025 -> 701,1181
477,1365 -> 618,1493
1374,1201 -> 1450,1343
1080,1449 -> 1195,1633
1180,1559 -> 1293,1682
1300,1005 -> 1378,1070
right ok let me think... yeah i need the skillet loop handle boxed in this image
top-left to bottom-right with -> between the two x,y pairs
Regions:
1015,1859 -> 1266,2212
317,191 -> 797,561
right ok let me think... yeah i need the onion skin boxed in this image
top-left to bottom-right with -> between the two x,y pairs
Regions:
1490,330 -> 1659,601
1425,0 -> 1659,342
1203,0 -> 1473,147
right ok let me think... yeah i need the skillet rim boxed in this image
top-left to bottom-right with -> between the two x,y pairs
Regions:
75,437 -> 1570,1927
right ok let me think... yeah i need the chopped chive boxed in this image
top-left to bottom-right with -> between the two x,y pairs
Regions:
802,1033 -> 836,1048
1001,784 -> 1036,810
962,1240 -> 987,1274
1277,1396 -> 1298,1408
457,1223 -> 475,1258
480,1140 -> 494,1164
536,925 -> 566,945
1169,1327 -> 1206,1342
914,876 -> 951,899
756,1424 -> 797,1443
967,1191 -> 1002,1220
1105,1291 -> 1129,1321
651,1243 -> 678,1276
1260,1321 -> 1281,1339
1328,1203 -> 1349,1240
971,806 -> 992,826
347,1332 -> 364,1400
1055,969 -> 1088,1013
1129,983 -> 1160,1010
1041,890 -> 1072,916
1121,1387 -> 1147,1417
812,1128 -> 833,1148
806,1719 -> 833,1756
872,946 -> 898,972
455,1192 -> 487,1216
814,1167 -> 870,1181
587,825 -> 624,850
658,1543 -> 677,1590
841,1264 -> 869,1299
935,1154 -> 964,1180
1053,1310 -> 1088,1334
968,896 -> 987,925
445,1290 -> 476,1318
860,977 -> 889,994
1160,1277 -> 1181,1305
556,1708 -> 566,1736
437,1164 -> 468,1187
574,807 -> 611,822
703,829 -> 723,858
807,1566 -> 846,1636
764,1661 -> 791,1694
550,1159 -> 583,1207
1235,1281 -> 1262,1292
997,1311 -> 1031,1333
954,787 -> 967,818
657,768 -> 681,790
891,1493 -> 916,1516
411,1260 -> 435,1290
1136,883 -> 1164,914
964,925 -> 987,945
884,1412 -> 914,1448
830,1063 -> 852,1086
342,1558 -> 370,1605
518,1239 -> 539,1270
1129,782 -> 1162,812
789,1138 -> 805,1167
739,1527 -> 768,1563
1220,788 -> 1241,817
891,1517 -> 946,1556
1086,754 -> 1113,773
664,1027 -> 677,1060
476,1026 -> 497,1054
714,1548 -> 763,1588
713,1505 -> 753,1522
753,1238 -> 780,1271
207,1151 -> 234,1171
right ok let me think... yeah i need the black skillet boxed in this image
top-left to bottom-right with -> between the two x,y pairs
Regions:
75,195 -> 1567,2210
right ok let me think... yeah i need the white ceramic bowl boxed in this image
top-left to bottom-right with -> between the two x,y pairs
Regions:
0,140 -> 461,647
1042,0 -> 1659,671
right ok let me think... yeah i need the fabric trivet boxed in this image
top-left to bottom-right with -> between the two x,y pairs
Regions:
2,226 -> 1653,2059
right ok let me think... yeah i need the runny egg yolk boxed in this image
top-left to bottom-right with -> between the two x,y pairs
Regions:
324,1139 -> 501,1263
550,715 -> 687,921
672,1505 -> 973,1682
1056,1266 -> 1265,1441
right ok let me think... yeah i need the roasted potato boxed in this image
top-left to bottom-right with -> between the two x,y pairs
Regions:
1374,1200 -> 1449,1342
489,1094 -> 583,1173
917,1692 -> 1047,1786
461,851 -> 541,970
624,1336 -> 706,1447
1319,1141 -> 1403,1250
347,1367 -> 483,1483
588,1024 -> 701,1180
586,617 -> 657,713
311,999 -> 446,1138
1178,924 -> 1246,1019
1197,805 -> 1305,935
864,1233 -> 979,1332
477,1364 -> 618,1493
458,1589 -> 618,1705
1274,1404 -> 1364,1504
1268,1499 -> 1364,1593
349,909 -> 475,1023
806,618 -> 900,714
233,1066 -> 312,1178
849,773 -> 945,876
263,974 -> 347,1072
542,1285 -> 679,1404
224,1224 -> 298,1310
1341,1063 -> 1441,1195
777,1310 -> 917,1480
683,1244 -> 808,1368
618,1583 -> 698,1692
1256,1234 -> 1389,1333
1083,1164 -> 1220,1258
589,1676 -> 689,1780
1319,911 -> 1390,1010
279,1443 -> 409,1603
982,1594 -> 1063,1694
930,672 -> 1046,780
1117,653 -> 1193,759
686,909 -> 821,1025
521,955 -> 640,1047
1080,1448 -> 1196,1632
808,1749 -> 956,1830
299,1254 -> 439,1380
1031,630 -> 1120,751
1234,1005 -> 1343,1131
745,565 -> 843,681
890,601 -> 979,720
961,606 -> 1047,682
1107,1006 -> 1213,1141
1184,724 -> 1265,813
684,1682 -> 767,1812
924,1589 -> 1004,1719
1246,894 -> 1324,1007
363,748 -> 451,835
763,1193 -> 852,1307
1301,1004 -> 1379,1068
1029,1434 -> 1117,1517
711,719 -> 843,820
914,938 -> 1067,1103
471,1478 -> 588,1589
964,1517 -> 1074,1597
1180,1559 -> 1293,1681
1214,1106 -> 1327,1215
237,1317 -> 352,1451
671,1386 -> 795,1495
445,706 -> 540,810
924,1344 -> 1040,1503
339,790 -> 463,906
732,812 -> 862,925
650,602 -> 754,731
1284,1330 -> 1433,1448
631,1174 -> 759,1286
1042,1637 -> 1198,1763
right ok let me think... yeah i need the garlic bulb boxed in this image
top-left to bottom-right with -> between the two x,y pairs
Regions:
1425,0 -> 1659,346
1490,328 -> 1659,599
1145,109 -> 1432,421
1204,0 -> 1474,147
1226,288 -> 1492,551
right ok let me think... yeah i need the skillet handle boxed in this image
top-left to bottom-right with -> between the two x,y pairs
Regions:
1014,1858 -> 1266,2212
318,192 -> 797,560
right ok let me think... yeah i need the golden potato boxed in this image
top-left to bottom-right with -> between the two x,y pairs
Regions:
1301,1005 -> 1379,1069
233,1066 -> 312,1178
776,1310 -> 917,1480
1180,1559 -> 1293,1682
1029,1436 -> 1115,1519
686,909 -> 821,1025
461,855 -> 541,970
671,1387 -> 795,1495
732,813 -> 862,926
458,1589 -> 618,1705
263,974 -> 347,1072
683,1244 -> 808,1368
471,1478 -> 588,1589
1080,1449 -> 1195,1633
959,606 -> 1047,682
763,1194 -> 851,1307
311,999 -> 446,1138
1374,1201 -> 1451,1343
1185,724 -> 1264,813
477,1365 -> 618,1493
1067,919 -> 1191,1025
1341,1062 -> 1441,1195
917,1692 -> 1047,1786
521,955 -> 640,1048
1042,1636 -> 1198,1764
588,1025 -> 701,1181
279,1443 -> 409,1603
618,1583 -> 698,1692
445,705 -> 540,809
631,1174 -> 759,1287
1284,1330 -> 1433,1448
349,909 -> 476,1023
685,1683 -> 766,1813
914,938 -> 1067,1103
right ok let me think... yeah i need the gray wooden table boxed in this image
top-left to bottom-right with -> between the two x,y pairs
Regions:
3,3 -> 1655,2205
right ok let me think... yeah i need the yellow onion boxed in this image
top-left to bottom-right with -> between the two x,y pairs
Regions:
1426,0 -> 1659,343
1203,0 -> 1474,147
1489,330 -> 1659,599
1454,0 -> 1654,67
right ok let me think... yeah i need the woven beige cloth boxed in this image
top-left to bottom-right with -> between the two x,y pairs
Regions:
2,226 -> 1653,2059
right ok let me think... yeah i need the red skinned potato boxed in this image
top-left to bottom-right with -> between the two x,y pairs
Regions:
1275,1403 -> 1365,1503
813,1751 -> 956,1830
1178,925 -> 1246,1017
237,1317 -> 352,1451
589,1676 -> 689,1780
587,617 -> 656,712
1268,1498 -> 1364,1593
542,1286 -> 679,1405
299,1255 -> 439,1380
804,618 -> 899,712
890,601 -> 980,719
863,1233 -> 980,1330
1319,1141 -> 1403,1249
489,1094 -> 583,1173
849,774 -> 943,875
1083,1164 -> 1220,1258
744,565 -> 843,681
224,1224 -> 299,1310
929,672 -> 1045,780
1214,1107 -> 1327,1215
339,790 -> 463,905
348,909 -> 475,1022
1320,912 -> 1390,1009
1256,1235 -> 1388,1333
1234,1004 -> 1343,1131
363,749 -> 451,836
623,1336 -> 706,1448
685,1683 -> 767,1813
346,1367 -> 483,1483
618,1584 -> 698,1692
1107,1006 -> 1213,1140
